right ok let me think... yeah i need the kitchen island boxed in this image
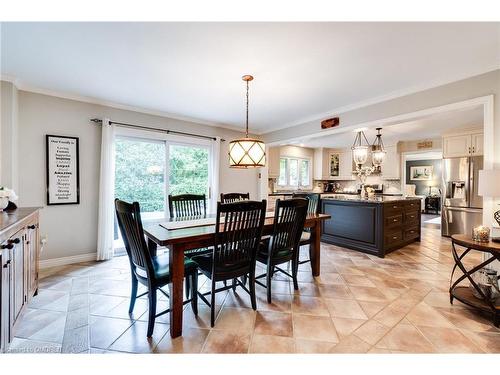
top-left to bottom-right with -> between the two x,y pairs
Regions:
320,195 -> 421,257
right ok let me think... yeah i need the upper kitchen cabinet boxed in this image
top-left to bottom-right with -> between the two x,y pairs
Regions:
314,147 -> 354,180
443,129 -> 483,158
267,146 -> 281,178
381,145 -> 400,180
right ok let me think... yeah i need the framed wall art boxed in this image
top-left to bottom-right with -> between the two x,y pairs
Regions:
46,135 -> 80,205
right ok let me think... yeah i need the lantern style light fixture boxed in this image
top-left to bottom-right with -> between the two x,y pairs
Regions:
228,75 -> 266,168
351,129 -> 371,166
371,127 -> 386,167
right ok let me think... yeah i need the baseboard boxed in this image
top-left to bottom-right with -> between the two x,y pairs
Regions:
39,252 -> 97,269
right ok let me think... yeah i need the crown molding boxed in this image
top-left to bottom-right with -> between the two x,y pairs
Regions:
0,75 -> 247,134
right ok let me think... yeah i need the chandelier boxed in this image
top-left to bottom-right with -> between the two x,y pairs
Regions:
228,75 -> 266,168
351,127 -> 386,183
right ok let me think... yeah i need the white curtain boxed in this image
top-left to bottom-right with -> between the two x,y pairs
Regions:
209,137 -> 221,213
96,118 -> 116,261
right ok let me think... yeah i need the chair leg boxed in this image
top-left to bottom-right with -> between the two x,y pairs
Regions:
266,263 -> 273,303
210,279 -> 216,327
129,274 -> 138,314
191,272 -> 198,316
241,275 -> 248,286
292,258 -> 299,291
147,287 -> 157,337
249,272 -> 257,310
232,278 -> 237,292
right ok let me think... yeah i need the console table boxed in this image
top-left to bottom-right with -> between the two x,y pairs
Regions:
450,234 -> 500,327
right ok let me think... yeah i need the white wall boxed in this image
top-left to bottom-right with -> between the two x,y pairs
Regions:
0,81 -> 19,191
15,89 -> 259,261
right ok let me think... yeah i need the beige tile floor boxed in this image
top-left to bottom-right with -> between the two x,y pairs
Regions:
7,226 -> 500,354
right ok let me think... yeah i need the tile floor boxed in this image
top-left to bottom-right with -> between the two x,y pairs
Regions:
7,226 -> 500,354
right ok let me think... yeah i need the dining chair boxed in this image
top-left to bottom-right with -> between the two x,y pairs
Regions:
255,198 -> 308,303
115,199 -> 198,337
292,192 -> 321,265
168,193 -> 207,218
191,200 -> 267,327
220,192 -> 250,203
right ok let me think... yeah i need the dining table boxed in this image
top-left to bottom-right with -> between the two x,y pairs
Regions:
143,211 -> 331,338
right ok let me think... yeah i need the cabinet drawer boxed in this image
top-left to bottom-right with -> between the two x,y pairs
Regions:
405,200 -> 420,212
385,214 -> 403,228
384,230 -> 403,246
404,210 -> 419,225
404,226 -> 420,240
385,202 -> 404,216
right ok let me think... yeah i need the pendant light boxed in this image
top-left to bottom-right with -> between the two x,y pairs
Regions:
351,130 -> 371,166
371,127 -> 386,167
228,75 -> 266,168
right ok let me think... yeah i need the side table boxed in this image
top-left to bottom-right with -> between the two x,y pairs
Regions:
425,195 -> 441,215
450,234 -> 500,327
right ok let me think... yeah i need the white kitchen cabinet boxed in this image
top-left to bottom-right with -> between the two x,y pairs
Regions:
267,147 -> 280,178
338,150 -> 354,180
443,131 -> 483,158
443,134 -> 472,158
471,132 -> 484,156
381,145 -> 400,180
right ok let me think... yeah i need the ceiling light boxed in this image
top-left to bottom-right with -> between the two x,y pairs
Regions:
371,127 -> 386,167
228,75 -> 266,168
351,130 -> 370,166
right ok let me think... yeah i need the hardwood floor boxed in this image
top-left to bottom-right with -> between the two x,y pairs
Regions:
8,226 -> 500,353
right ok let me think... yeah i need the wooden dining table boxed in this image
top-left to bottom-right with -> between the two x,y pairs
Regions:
143,212 -> 331,338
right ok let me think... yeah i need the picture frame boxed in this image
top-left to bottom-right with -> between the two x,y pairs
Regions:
410,165 -> 433,181
329,153 -> 340,177
46,134 -> 80,205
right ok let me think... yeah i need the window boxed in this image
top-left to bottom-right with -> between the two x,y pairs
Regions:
277,157 -> 312,189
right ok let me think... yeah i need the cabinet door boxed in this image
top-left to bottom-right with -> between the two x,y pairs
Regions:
381,145 -> 400,179
267,147 -> 281,178
10,231 -> 25,323
471,133 -> 483,156
339,151 -> 354,179
443,134 -> 471,158
1,248 -> 12,352
26,224 -> 39,299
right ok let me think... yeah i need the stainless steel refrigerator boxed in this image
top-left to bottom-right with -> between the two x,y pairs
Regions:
441,156 -> 483,236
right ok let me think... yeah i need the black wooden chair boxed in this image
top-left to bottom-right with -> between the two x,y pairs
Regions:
220,192 -> 250,203
292,192 -> 320,265
191,200 -> 267,327
115,199 -> 198,337
168,193 -> 207,218
255,198 -> 308,303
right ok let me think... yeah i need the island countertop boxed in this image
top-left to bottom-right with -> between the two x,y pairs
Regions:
321,194 -> 420,204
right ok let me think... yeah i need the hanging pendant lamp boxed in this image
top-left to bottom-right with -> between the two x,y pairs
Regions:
228,75 -> 266,168
371,127 -> 386,167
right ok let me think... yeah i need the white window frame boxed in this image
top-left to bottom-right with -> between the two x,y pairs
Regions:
277,156 -> 312,190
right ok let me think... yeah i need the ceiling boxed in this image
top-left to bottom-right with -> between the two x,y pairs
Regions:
1,22 -> 499,133
298,106 -> 484,148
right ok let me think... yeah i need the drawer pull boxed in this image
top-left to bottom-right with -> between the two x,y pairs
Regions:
393,205 -> 398,209
1,244 -> 13,250
393,219 -> 398,222
9,238 -> 20,244
393,236 -> 398,239
28,224 -> 37,230
3,260 -> 11,268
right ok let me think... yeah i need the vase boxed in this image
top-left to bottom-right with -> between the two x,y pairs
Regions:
0,197 -> 8,212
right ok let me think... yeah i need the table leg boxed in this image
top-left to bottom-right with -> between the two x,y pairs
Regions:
148,238 -> 158,257
168,243 -> 184,338
309,221 -> 321,277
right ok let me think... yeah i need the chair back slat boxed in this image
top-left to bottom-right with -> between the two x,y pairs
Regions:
220,192 -> 250,204
212,200 -> 266,274
292,192 -> 320,215
168,194 -> 206,218
268,198 -> 308,259
115,199 -> 154,278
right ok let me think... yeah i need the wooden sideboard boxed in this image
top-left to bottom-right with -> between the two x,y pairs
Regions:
0,208 -> 40,352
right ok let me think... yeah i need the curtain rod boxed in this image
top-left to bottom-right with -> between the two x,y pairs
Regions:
90,118 -> 225,142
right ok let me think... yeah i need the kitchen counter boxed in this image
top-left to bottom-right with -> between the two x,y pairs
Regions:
320,197 -> 421,257
321,195 -> 416,203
